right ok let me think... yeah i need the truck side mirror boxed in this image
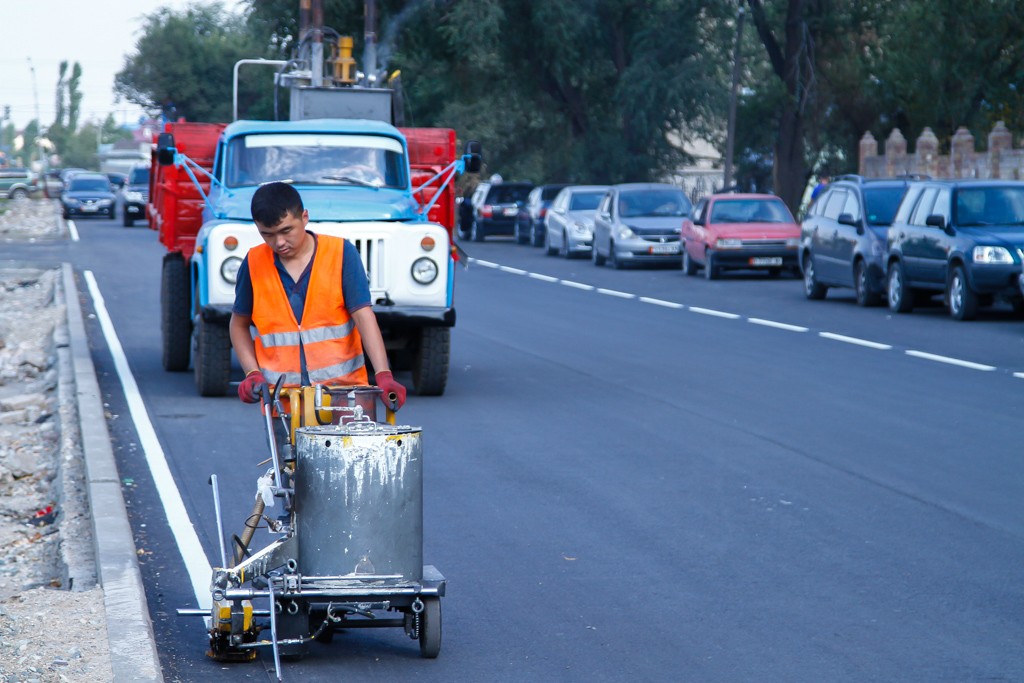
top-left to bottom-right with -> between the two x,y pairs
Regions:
464,140 -> 482,174
156,132 -> 176,166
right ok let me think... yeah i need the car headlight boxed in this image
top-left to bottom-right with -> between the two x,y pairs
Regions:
616,225 -> 636,240
126,191 -> 144,202
572,220 -> 591,235
785,237 -> 800,248
411,257 -> 438,284
98,199 -> 113,206
63,197 -> 80,206
972,246 -> 1014,264
716,238 -> 743,249
221,256 -> 243,283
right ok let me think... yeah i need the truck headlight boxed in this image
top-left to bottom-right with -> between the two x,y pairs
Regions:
972,246 -> 1014,264
221,256 -> 243,283
411,257 -> 438,284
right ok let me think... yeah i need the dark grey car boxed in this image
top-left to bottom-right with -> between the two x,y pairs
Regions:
119,165 -> 150,227
591,183 -> 691,269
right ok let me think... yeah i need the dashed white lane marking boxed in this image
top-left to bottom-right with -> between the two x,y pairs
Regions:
639,296 -> 685,309
528,273 -> 559,283
905,350 -> 996,371
596,287 -> 635,299
473,259 -> 499,268
690,306 -> 742,319
1014,372 -> 1024,380
560,279 -> 594,291
748,318 -> 809,332
67,220 -> 79,242
83,271 -> 212,609
499,265 -> 528,275
819,332 -> 892,350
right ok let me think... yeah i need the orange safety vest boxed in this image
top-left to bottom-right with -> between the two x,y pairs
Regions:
248,235 -> 369,388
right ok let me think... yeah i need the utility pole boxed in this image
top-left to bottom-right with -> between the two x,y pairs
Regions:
723,4 -> 745,190
27,57 -> 48,171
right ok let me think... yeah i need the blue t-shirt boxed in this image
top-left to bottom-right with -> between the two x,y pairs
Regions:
232,232 -> 371,321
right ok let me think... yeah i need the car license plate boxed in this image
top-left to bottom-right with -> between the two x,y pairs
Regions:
750,256 -> 782,266
83,205 -> 98,212
503,207 -> 518,216
649,244 -> 679,255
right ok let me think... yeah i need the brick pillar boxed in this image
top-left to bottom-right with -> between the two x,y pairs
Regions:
915,127 -> 939,178
988,121 -> 1012,178
859,132 -> 877,176
951,126 -> 975,178
885,129 -> 907,177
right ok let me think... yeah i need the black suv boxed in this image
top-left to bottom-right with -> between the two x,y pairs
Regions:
466,181 -> 534,242
119,165 -> 150,227
885,179 -> 1024,319
800,175 -> 910,305
517,184 -> 568,246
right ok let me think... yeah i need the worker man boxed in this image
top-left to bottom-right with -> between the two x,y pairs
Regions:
229,181 -> 406,410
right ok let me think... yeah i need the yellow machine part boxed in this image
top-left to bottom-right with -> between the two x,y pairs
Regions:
212,598 -> 253,633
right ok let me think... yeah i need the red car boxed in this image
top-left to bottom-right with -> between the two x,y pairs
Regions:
681,193 -> 801,279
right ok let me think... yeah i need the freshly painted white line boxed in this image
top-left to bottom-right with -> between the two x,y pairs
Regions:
528,272 -> 559,283
1014,372 -> 1024,380
560,280 -> 594,291
690,306 -> 741,320
819,332 -> 892,350
748,318 -> 809,332
638,296 -> 685,309
84,271 -> 212,609
67,219 -> 79,242
499,265 -> 528,275
905,350 -> 996,371
596,287 -> 635,299
472,259 -> 499,268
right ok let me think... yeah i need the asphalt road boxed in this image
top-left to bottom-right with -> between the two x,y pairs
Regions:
7,218 -> 1024,682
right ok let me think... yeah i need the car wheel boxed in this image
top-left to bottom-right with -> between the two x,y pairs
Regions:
802,253 -> 826,299
514,219 -> 528,245
947,264 -> 978,320
683,247 -> 698,276
10,188 -> 28,200
545,229 -> 557,256
704,251 -> 719,280
610,241 -> 624,269
471,220 -> 485,242
531,221 -> 545,247
592,240 -> 606,266
854,260 -> 881,307
560,230 -> 571,258
887,260 -> 914,313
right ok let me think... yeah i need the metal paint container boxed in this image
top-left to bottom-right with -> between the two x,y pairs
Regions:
294,423 -> 423,581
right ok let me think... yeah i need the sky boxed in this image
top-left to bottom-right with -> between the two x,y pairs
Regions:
0,0 -> 232,132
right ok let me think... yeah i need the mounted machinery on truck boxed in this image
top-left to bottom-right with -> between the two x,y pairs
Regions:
148,21 -> 480,398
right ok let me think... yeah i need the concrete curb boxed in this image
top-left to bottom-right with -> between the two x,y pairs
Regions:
60,263 -> 164,682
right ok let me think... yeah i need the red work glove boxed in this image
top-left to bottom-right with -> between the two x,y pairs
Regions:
238,370 -> 266,404
374,370 -> 407,411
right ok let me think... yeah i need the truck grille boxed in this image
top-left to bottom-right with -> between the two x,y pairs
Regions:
348,237 -> 386,290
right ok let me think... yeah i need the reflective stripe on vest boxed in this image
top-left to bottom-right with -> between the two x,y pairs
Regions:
248,235 -> 368,388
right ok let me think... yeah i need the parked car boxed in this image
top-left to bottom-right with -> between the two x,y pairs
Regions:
106,172 -> 128,191
885,179 -> 1024,319
41,170 -> 64,198
118,165 -> 150,227
516,183 -> 568,246
0,167 -> 37,199
799,175 -> 911,304
466,181 -> 534,241
543,185 -> 609,258
60,173 -> 116,219
592,183 -> 691,269
682,192 -> 800,280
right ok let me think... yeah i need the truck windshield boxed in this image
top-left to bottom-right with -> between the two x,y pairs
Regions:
226,133 -> 406,189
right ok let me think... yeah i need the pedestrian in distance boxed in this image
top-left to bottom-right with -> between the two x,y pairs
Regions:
229,181 -> 407,411
811,174 -> 830,201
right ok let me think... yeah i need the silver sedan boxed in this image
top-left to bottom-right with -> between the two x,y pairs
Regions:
543,185 -> 609,258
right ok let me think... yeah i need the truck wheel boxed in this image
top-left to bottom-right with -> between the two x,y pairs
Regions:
413,327 -> 450,396
194,318 -> 232,397
161,254 -> 192,371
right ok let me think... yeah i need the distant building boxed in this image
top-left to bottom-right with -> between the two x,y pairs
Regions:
667,131 -> 724,203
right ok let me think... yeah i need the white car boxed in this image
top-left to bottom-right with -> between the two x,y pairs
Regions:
543,185 -> 609,258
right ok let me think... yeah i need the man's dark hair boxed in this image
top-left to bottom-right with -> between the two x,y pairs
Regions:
251,181 -> 304,227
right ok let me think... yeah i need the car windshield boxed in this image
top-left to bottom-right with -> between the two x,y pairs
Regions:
863,186 -> 907,225
129,168 -> 150,184
226,133 -> 406,189
956,186 -> 1024,226
709,198 -> 793,223
69,178 -> 111,192
618,189 -> 690,218
569,191 -> 604,211
488,186 -> 532,204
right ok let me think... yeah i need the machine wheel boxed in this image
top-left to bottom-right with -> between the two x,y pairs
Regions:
887,261 -> 914,313
413,327 -> 449,396
161,253 -> 192,371
703,251 -> 719,280
194,318 -> 232,396
802,254 -> 826,299
419,597 -> 442,659
947,264 -> 978,321
471,220 -> 485,242
592,241 -> 606,266
854,260 -> 881,307
683,248 -> 698,276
